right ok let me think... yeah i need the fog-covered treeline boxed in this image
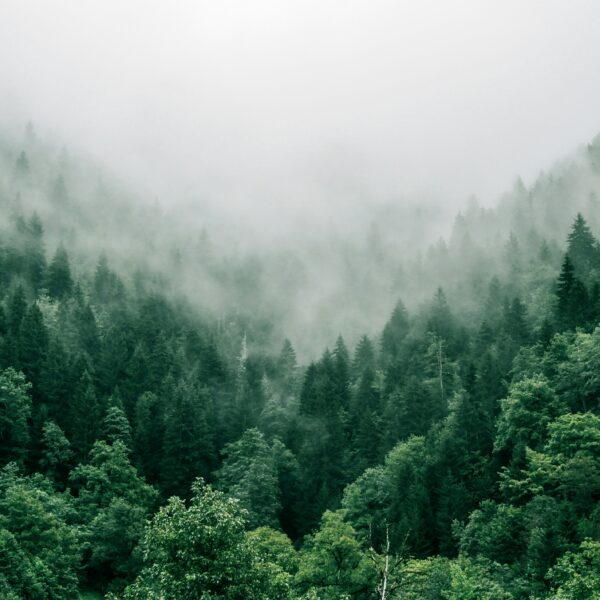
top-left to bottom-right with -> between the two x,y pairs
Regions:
5,125 -> 600,360
0,124 -> 598,598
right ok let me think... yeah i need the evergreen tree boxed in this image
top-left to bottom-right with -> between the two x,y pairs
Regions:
39,420 -> 73,484
352,334 -> 376,379
160,380 -> 215,498
0,368 -> 32,467
24,213 -> 46,293
46,244 -> 73,299
69,369 -> 101,459
566,213 -> 598,279
14,151 -> 29,177
216,428 -> 281,529
101,397 -> 133,449
18,303 -> 48,398
555,255 -> 588,330
133,391 -> 164,484
381,300 -> 409,366
120,479 -> 282,599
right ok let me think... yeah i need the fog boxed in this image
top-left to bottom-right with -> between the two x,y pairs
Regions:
3,1 -> 600,359
2,0 -> 600,222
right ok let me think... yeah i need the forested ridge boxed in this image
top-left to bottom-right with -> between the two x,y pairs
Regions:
0,130 -> 599,599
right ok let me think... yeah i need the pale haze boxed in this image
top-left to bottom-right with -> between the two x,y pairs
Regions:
2,0 -> 600,220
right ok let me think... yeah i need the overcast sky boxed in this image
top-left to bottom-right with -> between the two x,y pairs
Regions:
2,1 -> 600,215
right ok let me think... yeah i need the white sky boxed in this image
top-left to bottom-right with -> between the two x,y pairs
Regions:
2,1 -> 600,214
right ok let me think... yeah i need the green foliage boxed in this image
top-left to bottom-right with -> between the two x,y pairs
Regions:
546,540 -> 600,599
0,177 -> 599,597
46,243 -> 73,299
217,428 -> 281,529
442,558 -> 515,600
0,368 -> 32,467
39,420 -> 73,483
120,478 -> 286,599
0,465 -> 81,598
295,510 -> 376,599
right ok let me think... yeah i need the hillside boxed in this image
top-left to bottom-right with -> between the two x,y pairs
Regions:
0,125 -> 599,598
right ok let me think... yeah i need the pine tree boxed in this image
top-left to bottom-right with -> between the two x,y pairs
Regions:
352,334 -> 376,379
46,244 -> 73,299
427,288 -> 455,345
39,420 -> 73,484
216,428 -> 281,529
100,396 -> 133,449
7,285 -> 27,335
503,297 -> 530,346
69,369 -> 101,459
160,380 -> 215,498
566,213 -> 598,279
133,391 -> 164,484
555,255 -> 588,330
18,303 -> 48,399
0,368 -> 32,467
381,300 -> 409,366
25,213 -> 46,293
14,151 -> 29,178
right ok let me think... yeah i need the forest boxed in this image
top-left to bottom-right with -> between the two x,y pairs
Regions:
0,128 -> 599,599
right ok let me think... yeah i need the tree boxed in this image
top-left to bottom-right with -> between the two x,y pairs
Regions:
46,244 -> 73,299
555,255 -> 588,331
69,369 -> 101,458
0,466 -> 81,598
160,379 -> 215,498
442,558 -> 515,600
133,391 -> 164,484
119,478 -> 284,599
0,369 -> 32,467
101,397 -> 133,449
14,151 -> 29,178
70,440 -> 158,591
495,376 -> 567,470
546,540 -> 600,599
352,334 -> 376,379
566,213 -> 599,280
296,510 -> 376,599
39,420 -> 73,484
381,300 -> 409,366
217,428 -> 281,529
18,302 -> 48,398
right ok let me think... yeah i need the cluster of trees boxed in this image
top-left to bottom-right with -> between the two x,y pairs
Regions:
1,130 -> 599,598
0,201 -> 598,598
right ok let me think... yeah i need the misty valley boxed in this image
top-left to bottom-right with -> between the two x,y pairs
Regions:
0,122 -> 598,599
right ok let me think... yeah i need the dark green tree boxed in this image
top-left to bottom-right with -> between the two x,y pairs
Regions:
46,244 -> 73,299
0,369 -> 32,467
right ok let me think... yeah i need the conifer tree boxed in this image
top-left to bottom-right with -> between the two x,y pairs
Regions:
217,427 -> 281,529
14,151 -> 29,178
0,368 -> 31,467
160,380 -> 215,498
18,303 -> 48,398
133,391 -> 164,484
352,334 -> 376,379
555,255 -> 588,330
101,397 -> 133,449
46,244 -> 73,299
69,369 -> 101,459
381,300 -> 409,366
39,420 -> 73,483
566,213 -> 598,279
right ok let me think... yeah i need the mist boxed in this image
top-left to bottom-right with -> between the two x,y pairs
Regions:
3,1 -> 600,359
3,1 -> 600,220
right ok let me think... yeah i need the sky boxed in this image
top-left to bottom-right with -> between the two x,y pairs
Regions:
2,1 -> 600,218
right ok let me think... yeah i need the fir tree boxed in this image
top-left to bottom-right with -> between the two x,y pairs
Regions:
566,213 -> 598,279
555,255 -> 588,330
46,244 -> 73,299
